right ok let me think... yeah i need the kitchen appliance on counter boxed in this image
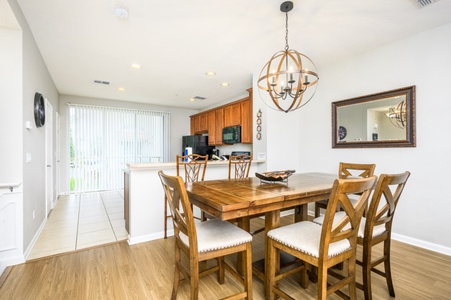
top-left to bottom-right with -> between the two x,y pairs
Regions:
182,135 -> 216,159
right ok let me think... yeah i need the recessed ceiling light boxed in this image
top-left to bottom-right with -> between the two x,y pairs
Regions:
130,64 -> 141,69
114,6 -> 129,19
189,98 -> 196,102
221,82 -> 230,87
118,87 -> 126,92
206,71 -> 216,76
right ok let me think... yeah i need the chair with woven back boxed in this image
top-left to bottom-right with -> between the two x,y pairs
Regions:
228,154 -> 252,179
158,170 -> 253,300
312,171 -> 410,299
314,162 -> 376,218
164,154 -> 208,239
266,176 -> 377,300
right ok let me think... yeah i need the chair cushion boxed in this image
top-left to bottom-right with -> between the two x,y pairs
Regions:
312,212 -> 386,238
180,218 -> 252,253
267,221 -> 351,258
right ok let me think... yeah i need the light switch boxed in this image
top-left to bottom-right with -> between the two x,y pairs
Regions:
26,152 -> 32,163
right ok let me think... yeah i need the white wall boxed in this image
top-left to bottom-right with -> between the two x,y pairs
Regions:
58,95 -> 199,194
254,22 -> 451,254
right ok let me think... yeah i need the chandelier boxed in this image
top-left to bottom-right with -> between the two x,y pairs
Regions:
257,1 -> 319,113
387,100 -> 407,128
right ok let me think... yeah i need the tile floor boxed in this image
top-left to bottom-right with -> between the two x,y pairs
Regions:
28,190 -> 128,260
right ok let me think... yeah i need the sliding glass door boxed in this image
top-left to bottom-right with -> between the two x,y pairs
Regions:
69,104 -> 170,192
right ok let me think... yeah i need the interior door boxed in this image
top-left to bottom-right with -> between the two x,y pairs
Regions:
45,98 -> 53,216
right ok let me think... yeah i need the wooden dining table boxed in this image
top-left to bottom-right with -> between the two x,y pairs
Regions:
185,172 -> 337,291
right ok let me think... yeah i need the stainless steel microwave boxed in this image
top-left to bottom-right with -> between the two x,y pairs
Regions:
222,125 -> 241,144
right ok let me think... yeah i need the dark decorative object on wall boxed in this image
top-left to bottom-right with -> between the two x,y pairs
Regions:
338,126 -> 347,140
34,92 -> 45,127
256,109 -> 262,140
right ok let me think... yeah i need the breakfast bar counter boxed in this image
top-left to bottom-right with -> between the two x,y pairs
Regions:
123,160 -> 265,244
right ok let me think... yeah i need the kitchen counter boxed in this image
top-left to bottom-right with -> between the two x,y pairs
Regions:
126,159 -> 265,171
124,159 -> 266,244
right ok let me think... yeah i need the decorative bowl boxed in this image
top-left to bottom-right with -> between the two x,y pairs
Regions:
255,170 -> 296,182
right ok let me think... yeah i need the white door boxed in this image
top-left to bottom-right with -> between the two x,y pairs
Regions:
45,98 -> 54,216
55,112 -> 60,199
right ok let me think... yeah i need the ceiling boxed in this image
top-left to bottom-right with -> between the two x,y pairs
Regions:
5,0 -> 451,110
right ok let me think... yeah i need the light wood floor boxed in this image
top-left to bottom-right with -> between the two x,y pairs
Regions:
1,216 -> 451,299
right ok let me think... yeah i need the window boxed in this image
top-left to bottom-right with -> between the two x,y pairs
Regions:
69,104 -> 170,192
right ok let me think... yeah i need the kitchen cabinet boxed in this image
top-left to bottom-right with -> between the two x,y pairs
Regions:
191,113 -> 208,134
207,110 -> 216,145
224,102 -> 241,127
240,98 -> 252,144
189,88 -> 252,144
214,108 -> 224,145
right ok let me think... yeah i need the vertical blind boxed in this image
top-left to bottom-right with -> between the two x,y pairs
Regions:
69,104 -> 170,192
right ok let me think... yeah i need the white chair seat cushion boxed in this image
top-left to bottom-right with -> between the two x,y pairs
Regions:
180,218 -> 252,253
313,212 -> 386,238
267,221 -> 351,258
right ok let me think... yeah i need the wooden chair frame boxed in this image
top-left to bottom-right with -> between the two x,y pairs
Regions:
228,154 -> 252,179
267,176 -> 377,300
357,171 -> 410,299
315,162 -> 376,217
158,170 -> 253,300
164,154 -> 208,239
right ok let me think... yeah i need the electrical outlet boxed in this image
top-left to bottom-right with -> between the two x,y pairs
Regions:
33,210 -> 35,220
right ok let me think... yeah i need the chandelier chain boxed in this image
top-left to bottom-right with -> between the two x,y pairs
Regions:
285,12 -> 289,51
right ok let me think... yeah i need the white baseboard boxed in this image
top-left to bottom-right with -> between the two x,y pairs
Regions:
128,230 -> 169,245
23,217 -> 47,260
391,233 -> 451,256
308,210 -> 451,257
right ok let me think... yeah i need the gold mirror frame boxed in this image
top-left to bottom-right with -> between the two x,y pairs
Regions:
332,86 -> 416,148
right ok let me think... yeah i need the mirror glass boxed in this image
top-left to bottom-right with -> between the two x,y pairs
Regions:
332,86 -> 416,148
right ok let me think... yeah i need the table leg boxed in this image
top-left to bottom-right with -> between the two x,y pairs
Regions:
294,204 -> 308,222
236,216 -> 250,275
264,210 -> 280,297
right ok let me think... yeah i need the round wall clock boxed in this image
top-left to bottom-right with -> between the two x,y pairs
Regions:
34,92 -> 45,127
338,126 -> 347,140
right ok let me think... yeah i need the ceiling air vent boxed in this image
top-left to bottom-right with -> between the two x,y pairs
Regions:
417,0 -> 438,8
193,96 -> 206,101
93,79 -> 110,85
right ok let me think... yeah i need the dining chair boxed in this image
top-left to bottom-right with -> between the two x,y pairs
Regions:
266,176 -> 377,300
158,170 -> 253,300
312,171 -> 410,300
314,162 -> 376,218
164,154 -> 208,239
228,154 -> 252,179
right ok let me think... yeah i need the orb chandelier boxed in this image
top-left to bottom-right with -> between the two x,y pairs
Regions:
387,100 -> 407,128
257,1 -> 319,113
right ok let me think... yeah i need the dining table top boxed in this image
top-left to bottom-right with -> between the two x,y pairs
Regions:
185,172 -> 337,221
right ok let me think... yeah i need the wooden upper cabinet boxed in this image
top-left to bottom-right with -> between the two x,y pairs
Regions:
189,88 -> 252,144
192,113 -> 208,134
190,116 -> 195,135
207,110 -> 216,145
224,102 -> 241,127
215,108 -> 224,145
240,98 -> 252,144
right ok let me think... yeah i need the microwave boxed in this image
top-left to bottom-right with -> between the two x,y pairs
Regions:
222,125 -> 241,144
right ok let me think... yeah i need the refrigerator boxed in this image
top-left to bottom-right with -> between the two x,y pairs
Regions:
182,135 -> 215,159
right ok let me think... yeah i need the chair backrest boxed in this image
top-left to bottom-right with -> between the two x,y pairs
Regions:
339,162 -> 376,179
363,171 -> 410,239
228,154 -> 252,179
319,176 -> 377,260
176,154 -> 208,183
158,170 -> 198,252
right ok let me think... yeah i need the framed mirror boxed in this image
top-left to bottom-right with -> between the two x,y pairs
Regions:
332,86 -> 416,148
